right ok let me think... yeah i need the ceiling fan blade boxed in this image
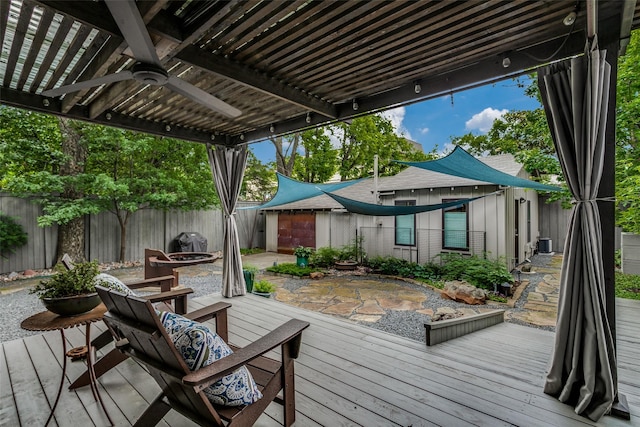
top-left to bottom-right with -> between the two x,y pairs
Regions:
105,0 -> 161,66
166,77 -> 242,118
42,71 -> 133,97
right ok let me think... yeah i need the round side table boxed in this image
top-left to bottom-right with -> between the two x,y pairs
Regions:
21,304 -> 113,426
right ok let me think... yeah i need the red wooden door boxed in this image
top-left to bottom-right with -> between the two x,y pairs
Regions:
277,212 -> 315,254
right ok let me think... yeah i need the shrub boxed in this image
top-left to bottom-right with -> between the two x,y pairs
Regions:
366,256 -> 440,281
0,212 -> 28,258
253,279 -> 276,293
266,262 -> 317,277
615,271 -> 640,300
240,248 -> 264,255
309,247 -> 341,267
436,253 -> 513,291
242,264 -> 260,274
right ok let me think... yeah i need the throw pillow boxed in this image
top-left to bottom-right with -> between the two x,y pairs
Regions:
159,311 -> 263,406
94,273 -> 136,296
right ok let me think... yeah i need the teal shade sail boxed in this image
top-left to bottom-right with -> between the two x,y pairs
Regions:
323,191 -> 488,216
247,173 -> 362,209
396,146 -> 561,192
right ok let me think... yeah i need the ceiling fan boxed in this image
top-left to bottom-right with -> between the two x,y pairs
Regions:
41,0 -> 242,118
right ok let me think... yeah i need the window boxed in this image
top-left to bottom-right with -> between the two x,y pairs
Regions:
395,200 -> 415,246
442,199 -> 469,250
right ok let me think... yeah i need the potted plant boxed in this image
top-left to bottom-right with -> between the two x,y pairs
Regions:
293,246 -> 314,267
30,260 -> 101,316
252,279 -> 277,298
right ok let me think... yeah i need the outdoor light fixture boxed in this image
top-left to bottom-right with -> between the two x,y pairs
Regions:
42,99 -> 50,106
414,82 -> 421,93
105,112 -> 112,120
352,99 -> 359,110
165,125 -> 171,131
270,124 -> 275,133
306,112 -> 311,123
240,134 -> 245,141
563,10 -> 577,26
210,134 -> 215,141
502,57 -> 511,68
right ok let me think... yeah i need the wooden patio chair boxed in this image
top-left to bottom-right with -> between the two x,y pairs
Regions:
60,254 -> 194,389
97,285 -> 310,427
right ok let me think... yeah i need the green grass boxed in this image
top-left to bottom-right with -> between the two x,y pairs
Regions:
240,248 -> 265,255
616,271 -> 640,300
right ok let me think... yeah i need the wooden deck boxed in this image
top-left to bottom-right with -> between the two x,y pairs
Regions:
2,295 -> 639,426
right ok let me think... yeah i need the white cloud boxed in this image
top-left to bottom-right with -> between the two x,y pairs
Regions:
419,127 -> 429,135
465,107 -> 508,133
380,107 -> 412,139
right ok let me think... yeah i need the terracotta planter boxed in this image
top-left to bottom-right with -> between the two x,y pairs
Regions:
42,293 -> 101,316
334,260 -> 358,271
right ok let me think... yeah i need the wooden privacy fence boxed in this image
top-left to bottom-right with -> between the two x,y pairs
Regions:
0,193 -> 265,274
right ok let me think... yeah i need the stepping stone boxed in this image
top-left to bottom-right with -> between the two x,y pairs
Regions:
416,308 -> 434,316
356,299 -> 386,315
349,314 -> 382,323
526,292 -> 545,302
376,298 -> 422,311
322,301 -> 361,316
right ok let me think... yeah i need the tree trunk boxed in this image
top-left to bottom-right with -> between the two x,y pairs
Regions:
116,210 -> 130,262
55,118 -> 87,263
272,134 -> 299,176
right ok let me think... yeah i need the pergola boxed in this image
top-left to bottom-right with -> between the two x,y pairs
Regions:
1,0 -> 639,421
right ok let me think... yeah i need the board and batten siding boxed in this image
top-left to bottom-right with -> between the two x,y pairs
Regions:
1,193 -> 264,274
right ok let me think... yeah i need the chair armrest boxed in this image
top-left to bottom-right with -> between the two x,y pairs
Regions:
143,288 -> 194,303
183,319 -> 310,388
184,302 -> 232,341
126,275 -> 176,292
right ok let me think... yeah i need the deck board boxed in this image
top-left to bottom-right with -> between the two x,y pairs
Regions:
1,295 -> 639,427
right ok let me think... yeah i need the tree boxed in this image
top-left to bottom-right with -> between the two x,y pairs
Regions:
271,133 -> 300,177
78,124 -> 219,261
0,106 -> 219,262
615,31 -> 640,232
292,128 -> 337,182
330,115 -> 429,181
242,150 -> 277,201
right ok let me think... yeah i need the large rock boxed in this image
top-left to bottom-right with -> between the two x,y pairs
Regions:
441,280 -> 487,305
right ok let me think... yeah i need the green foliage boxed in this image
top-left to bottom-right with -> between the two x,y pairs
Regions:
436,253 -> 513,291
309,246 -> 341,267
292,129 -> 337,182
0,212 -> 28,258
366,256 -> 441,281
30,261 -> 99,299
253,279 -> 277,293
330,114 -> 431,180
242,150 -> 277,201
266,263 -> 318,277
293,246 -> 314,258
240,248 -> 265,256
242,264 -> 260,274
615,271 -> 640,300
487,292 -> 508,303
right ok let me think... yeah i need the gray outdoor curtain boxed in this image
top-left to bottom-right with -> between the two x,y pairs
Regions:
538,38 -> 616,421
207,144 -> 249,297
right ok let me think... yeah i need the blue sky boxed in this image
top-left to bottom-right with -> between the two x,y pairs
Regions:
250,75 -> 543,163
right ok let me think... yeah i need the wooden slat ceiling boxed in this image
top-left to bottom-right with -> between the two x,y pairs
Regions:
1,0 -> 638,146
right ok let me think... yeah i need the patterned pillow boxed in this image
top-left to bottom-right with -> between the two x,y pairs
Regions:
94,273 -> 136,296
159,311 -> 263,406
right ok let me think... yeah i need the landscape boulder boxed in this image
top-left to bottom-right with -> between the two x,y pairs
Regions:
441,281 -> 487,305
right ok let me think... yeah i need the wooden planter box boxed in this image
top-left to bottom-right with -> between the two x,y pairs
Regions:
424,309 -> 505,346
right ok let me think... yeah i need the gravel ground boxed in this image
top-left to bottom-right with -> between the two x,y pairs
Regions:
0,255 -> 554,344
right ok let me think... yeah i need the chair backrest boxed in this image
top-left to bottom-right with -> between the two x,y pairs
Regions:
97,285 -> 224,426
